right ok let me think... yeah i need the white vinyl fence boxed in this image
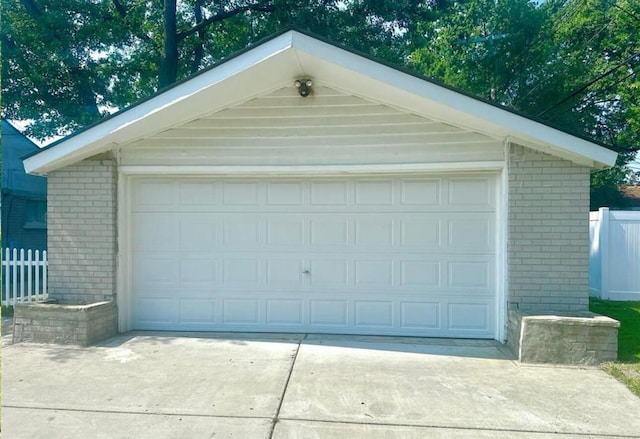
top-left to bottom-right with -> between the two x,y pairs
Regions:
589,208 -> 640,301
1,248 -> 48,306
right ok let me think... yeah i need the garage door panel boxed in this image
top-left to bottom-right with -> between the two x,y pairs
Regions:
447,217 -> 493,252
309,260 -> 349,286
355,180 -> 393,205
400,179 -> 441,205
179,181 -> 217,205
222,299 -> 260,325
448,177 -> 494,207
354,260 -> 393,286
133,180 -> 176,207
222,181 -> 260,205
266,181 -> 304,205
355,219 -> 394,246
134,298 -> 176,325
266,220 -> 305,246
400,302 -> 440,329
222,259 -> 261,284
400,261 -> 441,287
179,218 -> 217,250
310,219 -> 349,246
448,303 -> 490,331
179,299 -> 217,324
133,215 -> 178,251
355,301 -> 393,327
266,299 -> 304,325
266,259 -> 303,281
223,220 -> 260,246
310,300 -> 348,326
179,259 -> 217,283
133,256 -> 179,285
131,174 -> 499,338
448,261 -> 491,290
132,293 -> 495,337
310,181 -> 348,205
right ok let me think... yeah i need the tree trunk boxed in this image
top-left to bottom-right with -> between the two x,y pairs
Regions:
159,0 -> 179,88
190,0 -> 206,74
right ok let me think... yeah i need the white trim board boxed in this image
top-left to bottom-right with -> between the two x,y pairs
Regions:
118,162 -> 506,176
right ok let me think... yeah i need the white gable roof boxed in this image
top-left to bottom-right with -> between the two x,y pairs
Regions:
24,30 -> 617,174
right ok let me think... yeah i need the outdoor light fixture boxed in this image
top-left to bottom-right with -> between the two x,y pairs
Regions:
294,79 -> 313,97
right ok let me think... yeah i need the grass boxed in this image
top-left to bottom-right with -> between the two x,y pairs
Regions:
590,298 -> 640,396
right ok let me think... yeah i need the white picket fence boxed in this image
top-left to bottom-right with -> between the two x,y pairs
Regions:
1,248 -> 49,306
589,207 -> 640,301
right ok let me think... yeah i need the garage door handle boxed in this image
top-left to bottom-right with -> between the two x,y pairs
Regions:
302,270 -> 311,275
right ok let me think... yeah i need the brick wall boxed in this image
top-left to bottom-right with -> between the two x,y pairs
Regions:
47,155 -> 117,304
508,144 -> 591,312
13,301 -> 118,346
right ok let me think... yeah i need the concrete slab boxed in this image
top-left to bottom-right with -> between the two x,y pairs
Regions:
280,341 -> 640,437
3,332 -> 299,419
273,419 -> 635,439
4,407 -> 273,439
3,333 -> 640,438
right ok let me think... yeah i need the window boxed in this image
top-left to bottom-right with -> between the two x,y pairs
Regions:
24,199 -> 47,229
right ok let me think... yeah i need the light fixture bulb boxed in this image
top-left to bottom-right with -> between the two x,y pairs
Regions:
294,78 -> 313,97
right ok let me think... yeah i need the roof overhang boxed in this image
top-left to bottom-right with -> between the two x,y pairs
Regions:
24,30 -> 617,175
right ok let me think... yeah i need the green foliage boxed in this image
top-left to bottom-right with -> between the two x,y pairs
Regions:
408,0 -> 639,208
590,299 -> 640,363
1,0 -> 419,140
590,298 -> 640,396
2,0 -> 638,207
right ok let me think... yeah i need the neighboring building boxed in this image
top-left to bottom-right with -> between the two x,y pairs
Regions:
23,30 -> 617,343
621,185 -> 640,211
2,119 -> 47,251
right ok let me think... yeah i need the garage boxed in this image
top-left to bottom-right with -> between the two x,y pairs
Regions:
23,30 -> 618,348
130,174 -> 498,338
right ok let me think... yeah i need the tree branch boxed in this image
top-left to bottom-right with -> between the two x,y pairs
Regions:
613,4 -> 640,23
177,1 -> 273,41
109,0 -> 152,42
112,0 -> 127,17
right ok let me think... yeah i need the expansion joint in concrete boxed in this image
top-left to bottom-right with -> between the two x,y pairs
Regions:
268,334 -> 306,439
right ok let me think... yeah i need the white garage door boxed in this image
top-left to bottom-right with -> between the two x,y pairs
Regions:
130,174 -> 498,338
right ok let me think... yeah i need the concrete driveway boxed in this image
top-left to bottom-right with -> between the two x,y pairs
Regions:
2,332 -> 640,438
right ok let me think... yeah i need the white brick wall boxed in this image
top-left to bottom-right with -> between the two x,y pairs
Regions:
47,156 -> 116,304
508,144 -> 591,312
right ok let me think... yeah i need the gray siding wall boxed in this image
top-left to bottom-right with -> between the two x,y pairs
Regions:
47,156 -> 117,304
508,144 -> 591,311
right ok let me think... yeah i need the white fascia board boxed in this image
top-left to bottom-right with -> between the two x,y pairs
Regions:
291,32 -> 617,168
24,32 -> 298,175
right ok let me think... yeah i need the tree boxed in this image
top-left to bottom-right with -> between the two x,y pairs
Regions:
408,0 -> 639,209
1,0 -> 422,140
3,1 -> 638,209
